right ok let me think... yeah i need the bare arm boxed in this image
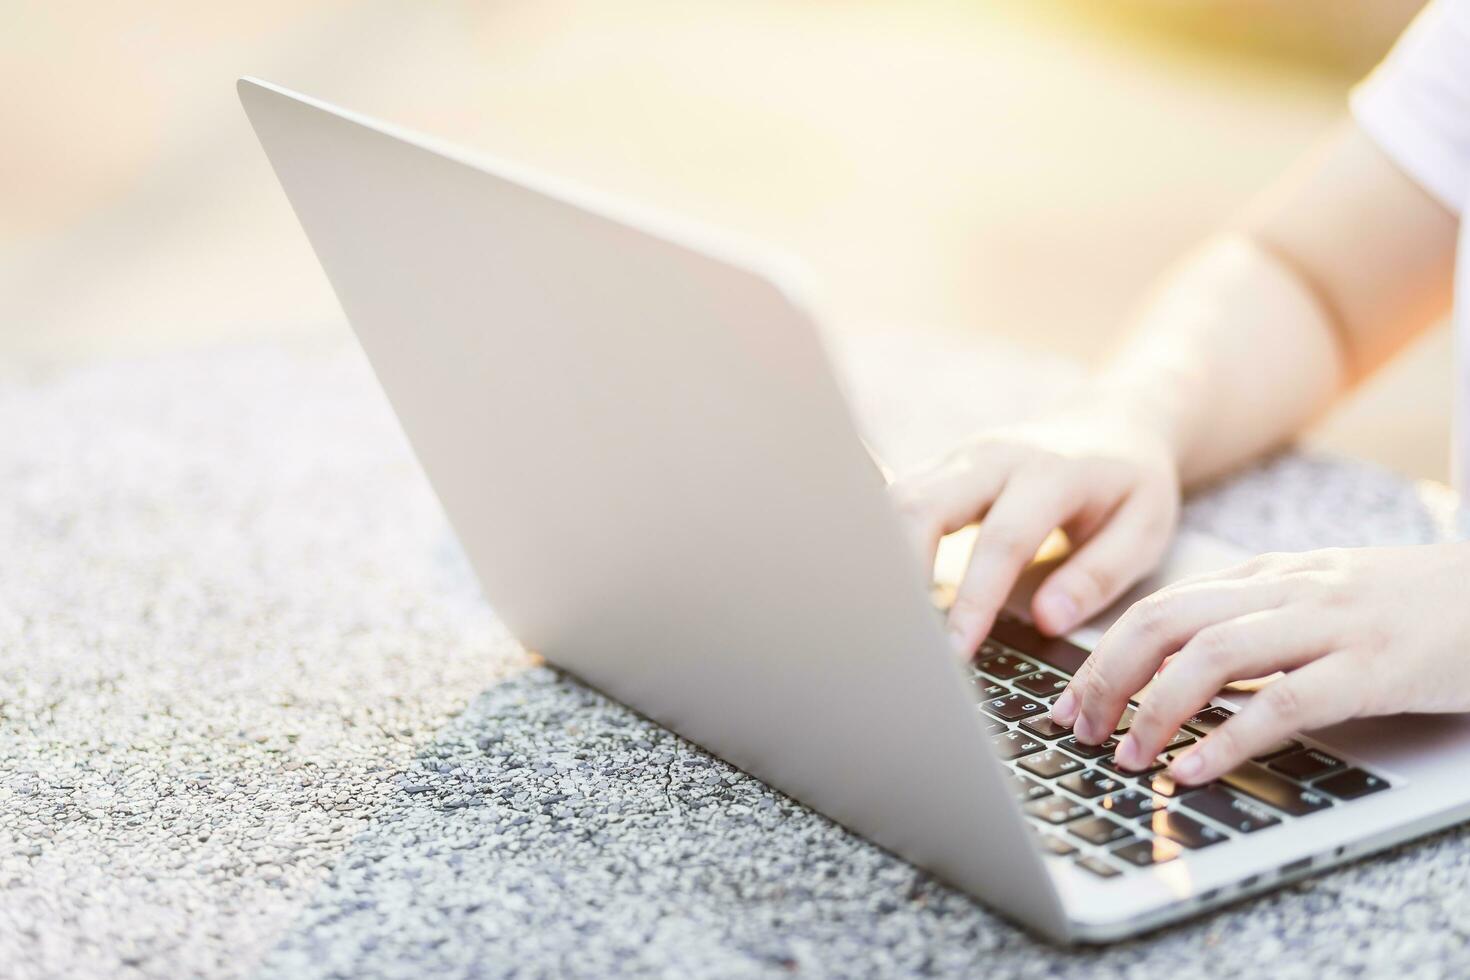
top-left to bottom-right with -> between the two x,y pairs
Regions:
1095,120 -> 1458,487
1042,121 -> 1470,778
893,119 -> 1458,652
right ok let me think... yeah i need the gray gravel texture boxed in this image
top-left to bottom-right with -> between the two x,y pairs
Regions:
4,339 -> 1470,980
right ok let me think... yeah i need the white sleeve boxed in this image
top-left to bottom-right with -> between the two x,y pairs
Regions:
1350,0 -> 1470,215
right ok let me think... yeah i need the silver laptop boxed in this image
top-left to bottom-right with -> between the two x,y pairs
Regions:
239,77 -> 1470,942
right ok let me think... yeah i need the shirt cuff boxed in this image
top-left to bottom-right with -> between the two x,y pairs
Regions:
1352,79 -> 1469,216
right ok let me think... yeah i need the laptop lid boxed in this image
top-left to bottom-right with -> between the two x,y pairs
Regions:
237,77 -> 1065,938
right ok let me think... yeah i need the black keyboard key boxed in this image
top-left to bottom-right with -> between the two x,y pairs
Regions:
1019,715 -> 1071,740
982,718 -> 1007,736
1003,771 -> 1053,802
1096,789 -> 1166,819
1025,795 -> 1090,825
1113,705 -> 1137,734
975,681 -> 1008,700
1180,785 -> 1281,833
1058,735 -> 1119,759
1038,833 -> 1078,857
1222,765 -> 1334,816
1018,750 -> 1085,780
1112,838 -> 1182,867
1164,730 -> 1197,751
1058,769 -> 1126,799
1182,705 -> 1234,735
1100,752 -> 1166,777
980,693 -> 1048,721
1268,748 -> 1345,781
1075,855 -> 1121,879
976,652 -> 1039,681
991,730 -> 1046,761
977,640 -> 1007,658
1014,671 -> 1068,698
1253,738 -> 1302,761
1136,772 -> 1189,798
1068,815 -> 1137,847
1139,809 -> 1227,849
1315,768 -> 1390,800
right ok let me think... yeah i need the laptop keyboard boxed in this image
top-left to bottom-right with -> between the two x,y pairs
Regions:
975,616 -> 1392,879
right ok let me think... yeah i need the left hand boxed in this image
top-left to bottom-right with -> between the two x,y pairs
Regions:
1049,542 -> 1470,785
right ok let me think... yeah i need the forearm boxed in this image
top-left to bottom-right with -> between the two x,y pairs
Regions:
1080,233 -> 1348,486
1075,118 -> 1458,487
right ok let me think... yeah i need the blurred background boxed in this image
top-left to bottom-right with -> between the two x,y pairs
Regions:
1,0 -> 1447,479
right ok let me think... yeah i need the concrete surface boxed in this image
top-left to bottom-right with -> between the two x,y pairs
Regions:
3,336 -> 1469,978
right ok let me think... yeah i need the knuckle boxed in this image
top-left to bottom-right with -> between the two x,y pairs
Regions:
1310,575 -> 1352,609
1239,553 -> 1276,577
1130,593 -> 1176,640
1274,550 -> 1313,572
1183,624 -> 1235,664
979,525 -> 1033,564
1259,680 -> 1305,724
1323,563 -> 1357,591
1070,561 -> 1118,606
1309,546 -> 1350,570
1247,550 -> 1306,576
1081,657 -> 1120,705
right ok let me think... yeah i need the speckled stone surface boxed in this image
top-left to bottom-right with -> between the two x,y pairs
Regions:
4,339 -> 1469,980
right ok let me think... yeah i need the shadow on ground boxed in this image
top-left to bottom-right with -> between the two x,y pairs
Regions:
255,666 -> 1030,978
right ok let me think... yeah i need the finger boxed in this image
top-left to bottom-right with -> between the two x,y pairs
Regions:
1052,576 -> 1273,730
946,466 -> 1089,656
889,456 -> 1010,573
1030,490 -> 1174,637
1168,654 -> 1362,784
1054,575 -> 1285,741
1113,610 -> 1332,770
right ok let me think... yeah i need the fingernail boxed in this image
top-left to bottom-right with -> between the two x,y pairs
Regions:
1114,734 -> 1139,769
1171,750 -> 1205,783
1038,592 -> 1079,635
1051,689 -> 1077,724
1073,714 -> 1098,744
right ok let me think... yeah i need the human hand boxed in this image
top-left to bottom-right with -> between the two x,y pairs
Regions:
1051,543 -> 1470,784
888,409 -> 1181,656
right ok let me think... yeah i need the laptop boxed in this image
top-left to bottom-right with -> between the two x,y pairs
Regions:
238,77 -> 1470,942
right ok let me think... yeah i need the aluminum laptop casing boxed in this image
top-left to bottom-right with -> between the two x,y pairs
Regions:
238,78 -> 1470,942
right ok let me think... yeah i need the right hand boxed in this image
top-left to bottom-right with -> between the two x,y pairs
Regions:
888,408 -> 1182,657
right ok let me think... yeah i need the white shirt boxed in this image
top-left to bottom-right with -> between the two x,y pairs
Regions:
1351,0 -> 1470,491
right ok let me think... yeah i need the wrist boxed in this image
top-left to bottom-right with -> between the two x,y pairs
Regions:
1057,375 -> 1197,476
